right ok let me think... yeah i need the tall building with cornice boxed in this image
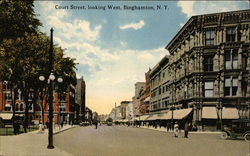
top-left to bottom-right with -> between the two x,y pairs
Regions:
165,9 -> 250,130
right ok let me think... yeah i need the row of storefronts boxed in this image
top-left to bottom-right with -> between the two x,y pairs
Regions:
114,9 -> 250,131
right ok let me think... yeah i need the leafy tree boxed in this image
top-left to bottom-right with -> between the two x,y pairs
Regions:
0,32 -> 77,130
0,0 -> 41,42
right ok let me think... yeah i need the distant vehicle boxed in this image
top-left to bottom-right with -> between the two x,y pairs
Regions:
106,122 -> 112,126
106,117 -> 113,126
79,121 -> 90,126
221,119 -> 250,140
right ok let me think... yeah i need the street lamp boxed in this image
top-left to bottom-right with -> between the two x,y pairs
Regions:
39,73 -> 63,149
38,28 -> 56,149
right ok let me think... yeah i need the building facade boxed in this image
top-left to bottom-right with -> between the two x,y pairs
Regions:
149,55 -> 170,112
132,82 -> 145,116
120,101 -> 131,119
0,81 -> 77,125
165,9 -> 250,129
76,77 -> 86,122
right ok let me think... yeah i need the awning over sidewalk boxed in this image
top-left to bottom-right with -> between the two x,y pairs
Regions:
202,107 -> 218,119
173,108 -> 192,120
222,107 -> 239,119
0,113 -> 13,120
133,117 -> 140,121
161,112 -> 172,120
139,115 -> 150,121
147,114 -> 159,120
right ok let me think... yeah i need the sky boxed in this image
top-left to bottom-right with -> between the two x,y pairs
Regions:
34,0 -> 248,115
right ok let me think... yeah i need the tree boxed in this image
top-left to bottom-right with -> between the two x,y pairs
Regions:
0,0 -> 41,42
0,32 -> 77,131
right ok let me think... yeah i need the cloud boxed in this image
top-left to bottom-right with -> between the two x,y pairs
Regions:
177,1 -> 248,18
38,2 -> 102,41
177,1 -> 195,18
119,20 -> 145,30
35,1 -> 167,114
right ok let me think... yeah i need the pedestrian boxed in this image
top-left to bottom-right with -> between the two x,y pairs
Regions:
184,122 -> 189,138
60,120 -> 63,129
173,122 -> 179,137
95,121 -> 98,129
166,122 -> 171,132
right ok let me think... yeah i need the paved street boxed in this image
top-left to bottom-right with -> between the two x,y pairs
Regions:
55,125 -> 249,156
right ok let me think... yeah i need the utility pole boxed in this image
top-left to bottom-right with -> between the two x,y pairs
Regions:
115,102 -> 116,121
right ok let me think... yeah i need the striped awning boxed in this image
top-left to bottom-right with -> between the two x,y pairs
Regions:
202,107 -> 218,119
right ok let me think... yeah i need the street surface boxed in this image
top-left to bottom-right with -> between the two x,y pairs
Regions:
55,125 -> 249,156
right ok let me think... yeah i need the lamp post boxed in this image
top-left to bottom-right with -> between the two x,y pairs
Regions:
38,28 -> 63,149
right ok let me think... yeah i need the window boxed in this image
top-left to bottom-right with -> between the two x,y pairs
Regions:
205,30 -> 215,45
224,77 -> 238,96
15,104 -> 19,111
4,104 -> 12,111
225,49 -> 238,69
60,105 -> 66,112
20,104 -> 24,111
226,27 -> 236,42
159,87 -> 161,95
204,81 -> 214,97
204,56 -> 214,71
5,93 -> 11,100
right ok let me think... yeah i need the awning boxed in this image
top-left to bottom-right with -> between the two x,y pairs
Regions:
147,114 -> 163,120
133,117 -> 140,121
173,108 -> 192,120
202,107 -> 218,119
222,107 -> 239,119
139,115 -> 150,120
161,112 -> 172,120
144,97 -> 150,102
0,113 -> 13,120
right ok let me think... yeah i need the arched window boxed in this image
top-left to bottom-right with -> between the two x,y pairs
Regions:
20,104 -> 24,111
15,103 -> 19,111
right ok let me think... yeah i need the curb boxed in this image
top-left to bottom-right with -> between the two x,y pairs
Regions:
54,125 -> 77,135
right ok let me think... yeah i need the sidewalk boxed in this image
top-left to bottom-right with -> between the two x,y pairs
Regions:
136,125 -> 222,134
0,124 -> 77,156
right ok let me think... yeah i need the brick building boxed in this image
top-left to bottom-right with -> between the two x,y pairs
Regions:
0,81 -> 76,125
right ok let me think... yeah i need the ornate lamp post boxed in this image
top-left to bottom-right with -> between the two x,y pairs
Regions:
38,28 -> 62,149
